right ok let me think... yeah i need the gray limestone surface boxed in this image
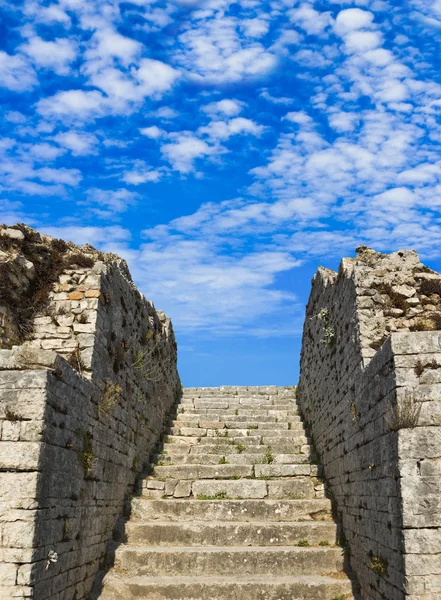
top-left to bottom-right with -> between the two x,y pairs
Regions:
298,247 -> 441,600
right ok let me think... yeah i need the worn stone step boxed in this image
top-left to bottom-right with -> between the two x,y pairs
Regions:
170,419 -> 303,430
197,434 -> 309,444
183,389 -> 294,397
151,464 -> 254,480
114,545 -> 345,577
123,520 -> 338,547
183,386 -> 294,394
179,408 -> 300,417
100,574 -> 354,600
190,478 -> 318,499
162,436 -> 309,449
149,464 -> 321,480
185,443 -> 311,455
151,453 -> 314,466
141,478 -> 319,500
173,413 -> 302,423
181,401 -> 297,410
130,499 -> 334,523
182,395 -> 296,401
165,426 -> 304,438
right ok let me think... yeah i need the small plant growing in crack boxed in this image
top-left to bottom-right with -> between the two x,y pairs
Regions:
99,381 -> 122,415
386,390 -> 421,431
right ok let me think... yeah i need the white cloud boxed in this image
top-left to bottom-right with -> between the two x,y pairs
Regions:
122,161 -> 162,184
334,8 -> 374,34
199,117 -> 265,141
85,188 -> 138,212
85,59 -> 180,113
372,187 -> 417,207
5,111 -> 27,124
203,99 -> 244,117
37,89 -> 105,120
283,111 -> 313,125
136,58 -> 180,98
175,13 -> 277,84
161,135 -> 216,173
84,28 -> 142,69
328,111 -> 359,132
54,131 -> 99,155
344,30 -> 382,52
260,90 -> 293,104
0,51 -> 37,92
241,18 -> 270,38
20,36 -> 77,75
28,142 -> 66,160
140,125 -> 165,139
35,167 -> 81,186
289,4 -> 333,35
149,107 -> 179,120
23,2 -> 71,26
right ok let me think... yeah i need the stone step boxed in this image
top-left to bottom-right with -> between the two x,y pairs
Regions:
100,574 -> 354,600
162,443 -> 311,455
170,419 -> 303,430
173,413 -> 302,423
151,453 -> 315,466
130,499 -> 334,522
151,464 -> 254,480
162,435 -> 309,447
123,520 -> 338,547
165,425 -> 304,437
113,546 -> 346,577
149,464 -> 321,480
180,401 -> 297,409
141,478 -> 321,500
179,408 -> 300,417
183,387 -> 295,396
181,394 -> 296,401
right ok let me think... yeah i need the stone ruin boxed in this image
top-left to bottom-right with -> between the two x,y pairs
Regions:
0,224 -> 440,600
298,246 -> 441,600
0,224 -> 181,599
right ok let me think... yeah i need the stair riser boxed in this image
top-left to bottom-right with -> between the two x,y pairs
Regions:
149,464 -> 321,479
190,478 -> 318,499
124,522 -> 338,546
165,426 -> 304,437
174,413 -> 302,422
162,439 -> 309,451
183,394 -> 295,398
170,420 -> 303,429
130,499 -> 334,523
180,402 -> 297,410
178,409 -> 300,417
151,465 -> 254,480
141,478 -> 320,500
151,453 -> 313,466
187,444 -> 311,455
100,579 -> 353,600
115,548 -> 345,577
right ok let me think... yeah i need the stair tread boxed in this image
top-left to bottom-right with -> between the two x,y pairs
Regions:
127,520 -> 335,526
106,574 -> 348,583
118,545 -> 342,553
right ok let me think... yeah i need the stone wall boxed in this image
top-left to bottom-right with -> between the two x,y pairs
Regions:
0,225 -> 181,599
297,247 -> 441,600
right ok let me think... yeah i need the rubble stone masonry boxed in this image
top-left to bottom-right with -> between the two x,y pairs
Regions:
0,225 -> 181,599
298,246 -> 441,600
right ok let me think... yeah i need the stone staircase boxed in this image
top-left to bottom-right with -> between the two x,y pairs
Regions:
99,386 -> 358,600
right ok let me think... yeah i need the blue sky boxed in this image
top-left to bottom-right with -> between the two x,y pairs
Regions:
2,0 -> 441,386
